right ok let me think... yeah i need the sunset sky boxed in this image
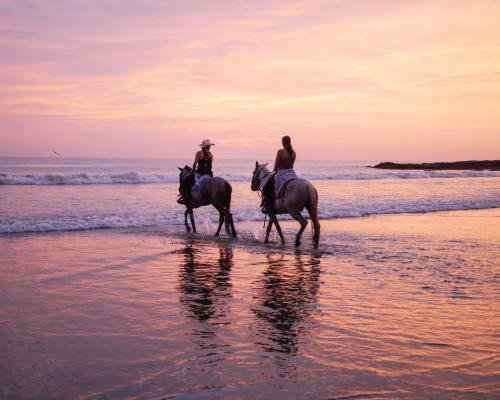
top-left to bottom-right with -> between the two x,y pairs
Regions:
1,0 -> 499,161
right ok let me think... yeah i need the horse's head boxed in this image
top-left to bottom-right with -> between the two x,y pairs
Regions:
251,161 -> 268,191
178,165 -> 195,185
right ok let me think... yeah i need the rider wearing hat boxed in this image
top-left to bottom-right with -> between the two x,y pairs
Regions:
177,139 -> 215,204
193,139 -> 215,177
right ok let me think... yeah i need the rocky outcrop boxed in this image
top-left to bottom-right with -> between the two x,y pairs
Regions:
371,160 -> 500,171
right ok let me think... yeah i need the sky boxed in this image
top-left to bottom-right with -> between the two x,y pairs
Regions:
1,0 -> 499,161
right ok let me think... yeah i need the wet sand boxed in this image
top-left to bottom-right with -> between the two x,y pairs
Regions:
0,209 -> 499,399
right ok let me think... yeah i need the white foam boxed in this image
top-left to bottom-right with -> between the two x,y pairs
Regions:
1,198 -> 499,234
0,172 -> 177,185
0,214 -> 182,234
1,169 -> 499,185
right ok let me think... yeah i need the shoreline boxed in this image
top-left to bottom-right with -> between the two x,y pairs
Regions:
2,207 -> 497,243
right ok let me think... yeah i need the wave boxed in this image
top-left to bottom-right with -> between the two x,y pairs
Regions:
0,172 -> 176,185
1,202 -> 498,234
1,169 -> 499,185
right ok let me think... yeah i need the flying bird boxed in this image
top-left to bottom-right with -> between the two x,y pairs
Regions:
53,150 -> 61,156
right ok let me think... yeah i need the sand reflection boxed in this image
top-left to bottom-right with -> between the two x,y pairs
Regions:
251,251 -> 321,357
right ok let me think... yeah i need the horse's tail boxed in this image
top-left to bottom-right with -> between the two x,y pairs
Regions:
307,183 -> 320,249
224,181 -> 232,212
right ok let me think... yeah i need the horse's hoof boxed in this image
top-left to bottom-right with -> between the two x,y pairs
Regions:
214,233 -> 220,237
295,240 -> 301,247
185,226 -> 191,233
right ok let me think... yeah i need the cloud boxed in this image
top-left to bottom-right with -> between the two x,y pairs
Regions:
1,0 -> 499,158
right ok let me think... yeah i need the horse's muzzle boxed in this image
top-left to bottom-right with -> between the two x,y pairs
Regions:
251,184 -> 259,191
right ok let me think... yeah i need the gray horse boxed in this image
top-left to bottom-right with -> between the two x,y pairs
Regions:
251,162 -> 320,249
178,166 -> 237,237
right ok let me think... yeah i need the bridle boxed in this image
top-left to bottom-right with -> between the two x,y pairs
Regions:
252,165 -> 271,192
252,164 -> 274,227
180,167 -> 194,184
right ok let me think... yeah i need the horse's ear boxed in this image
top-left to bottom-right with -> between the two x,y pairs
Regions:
255,161 -> 258,168
178,167 -> 182,171
263,163 -> 268,167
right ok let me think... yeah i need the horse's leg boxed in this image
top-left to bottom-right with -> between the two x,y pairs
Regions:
264,215 -> 274,244
215,210 -> 224,237
228,212 -> 237,237
224,212 -> 230,236
290,211 -> 308,247
189,208 -> 196,233
273,216 -> 285,245
184,209 -> 191,232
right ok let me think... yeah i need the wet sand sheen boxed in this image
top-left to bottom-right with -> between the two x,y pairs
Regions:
0,209 -> 498,399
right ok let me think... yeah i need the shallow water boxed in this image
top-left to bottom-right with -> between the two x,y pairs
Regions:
0,210 -> 498,399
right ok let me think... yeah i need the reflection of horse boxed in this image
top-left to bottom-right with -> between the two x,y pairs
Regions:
251,252 -> 321,355
178,243 -> 234,323
251,162 -> 320,248
178,166 -> 237,237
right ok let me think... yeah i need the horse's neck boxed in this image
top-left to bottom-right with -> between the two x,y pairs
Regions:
259,166 -> 270,179
181,171 -> 194,184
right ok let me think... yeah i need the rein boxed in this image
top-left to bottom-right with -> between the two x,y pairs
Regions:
254,167 -> 272,190
253,166 -> 273,228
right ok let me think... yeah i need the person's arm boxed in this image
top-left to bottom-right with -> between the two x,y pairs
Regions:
192,151 -> 201,170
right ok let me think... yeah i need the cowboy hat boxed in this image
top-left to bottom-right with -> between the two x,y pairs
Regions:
199,139 -> 215,147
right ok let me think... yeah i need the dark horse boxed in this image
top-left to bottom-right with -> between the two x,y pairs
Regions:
178,166 -> 237,237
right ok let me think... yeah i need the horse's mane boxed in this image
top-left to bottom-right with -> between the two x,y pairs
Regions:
257,163 -> 270,175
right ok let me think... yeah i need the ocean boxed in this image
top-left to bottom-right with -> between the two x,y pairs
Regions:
1,157 -> 499,399
1,157 -> 499,234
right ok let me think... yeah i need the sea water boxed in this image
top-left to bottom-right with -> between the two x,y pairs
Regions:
1,157 -> 499,399
1,157 -> 499,233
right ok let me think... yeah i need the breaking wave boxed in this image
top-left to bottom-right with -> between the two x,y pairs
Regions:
1,169 -> 499,185
2,201 -> 498,233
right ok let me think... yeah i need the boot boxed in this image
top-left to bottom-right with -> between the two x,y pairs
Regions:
177,194 -> 186,204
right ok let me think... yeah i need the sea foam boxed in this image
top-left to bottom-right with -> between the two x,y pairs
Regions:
2,198 -> 498,233
1,169 -> 499,185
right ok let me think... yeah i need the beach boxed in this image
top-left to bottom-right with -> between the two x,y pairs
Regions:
1,209 -> 498,399
3,0 -> 500,397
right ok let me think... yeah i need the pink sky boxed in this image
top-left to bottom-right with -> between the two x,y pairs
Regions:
1,0 -> 499,161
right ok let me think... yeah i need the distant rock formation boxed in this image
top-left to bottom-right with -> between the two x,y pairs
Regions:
371,160 -> 500,171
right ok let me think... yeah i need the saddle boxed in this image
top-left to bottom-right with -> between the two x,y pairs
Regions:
275,179 -> 294,199
191,173 -> 210,192
274,169 -> 297,198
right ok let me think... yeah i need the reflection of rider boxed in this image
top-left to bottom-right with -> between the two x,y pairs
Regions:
178,243 -> 233,323
261,135 -> 296,214
177,243 -> 234,365
251,252 -> 321,357
177,138 -> 215,205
